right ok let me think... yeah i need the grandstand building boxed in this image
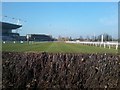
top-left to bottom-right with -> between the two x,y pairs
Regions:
1,21 -> 22,41
26,34 -> 54,41
0,21 -> 54,41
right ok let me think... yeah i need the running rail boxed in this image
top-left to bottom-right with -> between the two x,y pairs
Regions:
66,41 -> 119,50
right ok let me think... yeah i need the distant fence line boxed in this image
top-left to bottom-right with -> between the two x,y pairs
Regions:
66,41 -> 119,50
2,40 -> 119,50
2,41 -> 54,44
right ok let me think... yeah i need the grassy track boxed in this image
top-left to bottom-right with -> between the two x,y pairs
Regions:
2,42 -> 117,54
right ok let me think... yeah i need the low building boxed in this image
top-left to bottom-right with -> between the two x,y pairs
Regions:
26,34 -> 54,41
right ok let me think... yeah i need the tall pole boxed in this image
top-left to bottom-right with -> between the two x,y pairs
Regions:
94,33 -> 95,41
101,34 -> 103,43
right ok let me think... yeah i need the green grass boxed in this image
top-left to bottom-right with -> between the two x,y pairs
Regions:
2,42 -> 118,54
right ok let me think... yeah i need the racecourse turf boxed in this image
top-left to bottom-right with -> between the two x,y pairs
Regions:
2,42 -> 118,54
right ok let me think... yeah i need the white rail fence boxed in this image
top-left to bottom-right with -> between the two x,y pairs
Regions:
66,41 -> 119,50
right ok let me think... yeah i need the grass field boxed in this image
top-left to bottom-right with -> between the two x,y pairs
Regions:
2,42 -> 118,54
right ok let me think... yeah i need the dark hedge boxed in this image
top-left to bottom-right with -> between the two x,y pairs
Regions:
2,52 -> 120,89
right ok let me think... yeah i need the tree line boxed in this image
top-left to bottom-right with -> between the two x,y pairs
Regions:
57,33 -> 118,42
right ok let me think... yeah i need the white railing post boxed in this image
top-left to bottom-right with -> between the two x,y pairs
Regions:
104,43 -> 106,48
109,45 -> 110,49
100,44 -> 101,47
116,45 -> 118,50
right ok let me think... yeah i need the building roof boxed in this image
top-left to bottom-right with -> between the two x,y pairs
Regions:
0,21 -> 22,30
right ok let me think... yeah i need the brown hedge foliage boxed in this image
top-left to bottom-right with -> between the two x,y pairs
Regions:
2,52 -> 120,89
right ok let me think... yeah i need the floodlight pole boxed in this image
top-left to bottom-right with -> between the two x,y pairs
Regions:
101,34 -> 103,43
94,33 -> 95,41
